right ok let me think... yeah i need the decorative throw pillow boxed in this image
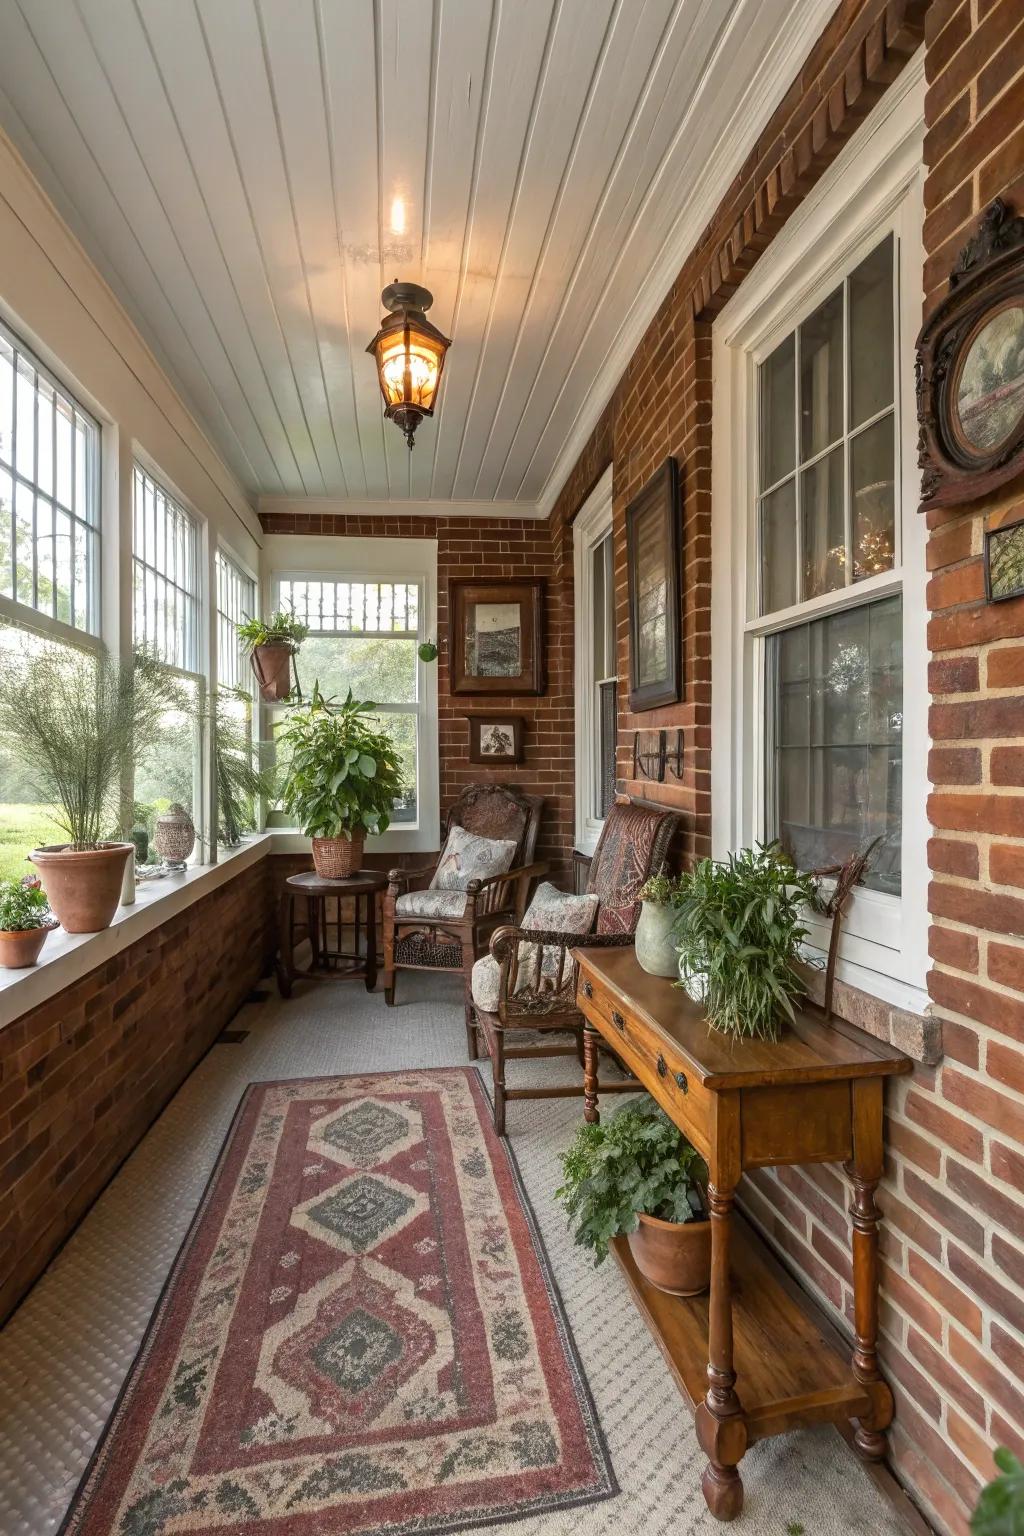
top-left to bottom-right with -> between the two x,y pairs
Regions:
515,882 -> 599,993
431,823 -> 518,891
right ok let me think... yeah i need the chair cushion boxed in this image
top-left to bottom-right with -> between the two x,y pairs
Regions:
471,953 -> 502,1013
470,883 -> 598,1013
395,889 -> 468,920
431,823 -> 518,891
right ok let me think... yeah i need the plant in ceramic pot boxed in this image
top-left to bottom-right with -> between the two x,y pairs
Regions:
556,1096 -> 710,1296
0,644 -> 188,933
237,611 -> 308,702
634,871 -> 687,977
674,841 -> 819,1042
0,877 -> 56,969
277,684 -> 404,879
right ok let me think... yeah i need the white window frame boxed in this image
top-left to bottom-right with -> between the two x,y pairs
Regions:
574,466 -> 615,857
261,534 -> 439,853
711,54 -> 929,1012
215,545 -> 257,696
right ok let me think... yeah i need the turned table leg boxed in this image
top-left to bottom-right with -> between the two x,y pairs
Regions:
275,889 -> 294,998
848,1078 -> 893,1460
697,1178 -> 747,1520
583,1022 -> 600,1124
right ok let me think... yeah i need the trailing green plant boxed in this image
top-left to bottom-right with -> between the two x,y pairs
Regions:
276,684 -> 404,841
0,644 -> 190,851
236,611 -> 309,654
971,1449 -> 1024,1536
417,640 -> 438,663
639,871 -> 688,906
673,841 -> 819,1042
0,877 -> 51,932
555,1097 -> 707,1265
215,689 -> 278,845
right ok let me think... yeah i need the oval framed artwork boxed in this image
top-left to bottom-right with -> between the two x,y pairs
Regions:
917,199 -> 1024,508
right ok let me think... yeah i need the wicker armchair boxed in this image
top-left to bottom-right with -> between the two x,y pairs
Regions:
469,796 -> 681,1134
381,783 -> 546,1009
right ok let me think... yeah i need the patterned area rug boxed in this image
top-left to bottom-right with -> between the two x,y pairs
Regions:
61,1068 -> 615,1536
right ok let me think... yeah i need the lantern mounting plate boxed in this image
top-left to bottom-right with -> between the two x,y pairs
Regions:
381,280 -> 435,314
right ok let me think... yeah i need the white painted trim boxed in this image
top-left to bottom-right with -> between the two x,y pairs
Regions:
260,535 -> 440,853
257,496 -> 546,522
535,0 -> 845,519
711,57 -> 929,997
573,466 -> 614,856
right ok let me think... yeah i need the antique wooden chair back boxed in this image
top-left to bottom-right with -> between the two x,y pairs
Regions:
444,784 -> 543,917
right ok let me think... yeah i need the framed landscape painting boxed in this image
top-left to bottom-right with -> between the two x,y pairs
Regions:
449,579 -> 545,695
625,457 -> 682,711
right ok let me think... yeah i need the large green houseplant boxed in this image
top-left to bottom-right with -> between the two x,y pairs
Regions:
556,1097 -> 710,1296
674,842 -> 819,1042
972,1449 -> 1024,1536
277,685 -> 404,878
0,644 -> 186,932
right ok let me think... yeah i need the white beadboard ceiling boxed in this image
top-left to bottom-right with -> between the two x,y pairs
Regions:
0,0 -> 832,514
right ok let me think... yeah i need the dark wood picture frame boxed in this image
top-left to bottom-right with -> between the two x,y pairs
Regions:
449,578 -> 545,696
985,515 -> 1024,603
917,199 -> 1024,509
464,713 -> 526,764
625,457 -> 682,712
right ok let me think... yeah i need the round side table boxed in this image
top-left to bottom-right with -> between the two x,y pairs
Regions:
276,870 -> 388,997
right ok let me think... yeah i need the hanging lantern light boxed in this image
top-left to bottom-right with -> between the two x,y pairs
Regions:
366,281 -> 451,450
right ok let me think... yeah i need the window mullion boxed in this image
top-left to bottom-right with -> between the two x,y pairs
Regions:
843,274 -> 853,588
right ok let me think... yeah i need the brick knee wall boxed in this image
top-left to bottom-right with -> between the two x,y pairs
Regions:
0,860 -> 275,1324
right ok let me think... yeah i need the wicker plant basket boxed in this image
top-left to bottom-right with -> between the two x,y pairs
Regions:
311,834 -> 365,880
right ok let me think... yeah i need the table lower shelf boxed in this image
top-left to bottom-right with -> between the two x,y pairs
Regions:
609,1214 -> 872,1444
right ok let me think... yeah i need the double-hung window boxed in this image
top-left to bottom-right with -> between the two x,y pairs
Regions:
712,65 -> 928,1002
574,467 -> 617,857
216,548 -> 255,694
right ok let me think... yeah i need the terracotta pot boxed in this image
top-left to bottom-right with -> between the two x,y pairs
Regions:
627,1211 -> 712,1296
0,923 -> 55,969
29,843 -> 133,934
311,834 -> 365,880
250,642 -> 295,702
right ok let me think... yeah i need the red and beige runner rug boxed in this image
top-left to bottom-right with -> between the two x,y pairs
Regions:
62,1068 -> 615,1536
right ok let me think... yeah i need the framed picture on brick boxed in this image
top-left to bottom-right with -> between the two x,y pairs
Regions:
449,578 -> 545,695
625,457 -> 682,711
464,713 -> 525,764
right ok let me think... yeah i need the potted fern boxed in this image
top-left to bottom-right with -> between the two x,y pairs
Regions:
237,611 -> 308,702
277,685 -> 404,878
674,842 -> 819,1042
556,1097 -> 710,1296
0,645 -> 187,933
0,877 -> 56,968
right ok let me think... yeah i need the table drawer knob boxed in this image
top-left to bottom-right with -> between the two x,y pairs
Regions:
582,979 -> 593,999
611,1009 -> 625,1032
675,1071 -> 688,1094
657,1053 -> 667,1077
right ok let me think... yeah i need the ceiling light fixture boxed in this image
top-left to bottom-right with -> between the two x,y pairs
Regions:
366,281 -> 451,450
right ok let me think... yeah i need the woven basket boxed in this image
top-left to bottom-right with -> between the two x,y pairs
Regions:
311,834 -> 365,879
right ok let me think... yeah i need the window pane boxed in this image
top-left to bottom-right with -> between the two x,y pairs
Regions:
280,578 -> 418,635
370,711 -> 417,824
852,412 -> 896,581
768,595 -> 902,893
133,672 -> 202,863
592,536 -> 606,679
760,478 -> 797,614
215,549 -> 255,693
598,678 -> 617,818
760,333 -> 796,488
132,464 -> 199,670
800,445 -> 845,600
849,236 -> 894,428
800,287 -> 843,461
300,635 -> 416,704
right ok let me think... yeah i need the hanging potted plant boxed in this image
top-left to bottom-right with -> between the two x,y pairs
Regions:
0,645 -> 188,933
237,611 -> 308,702
674,841 -> 819,1041
635,871 -> 687,977
276,684 -> 404,879
556,1097 -> 710,1296
0,877 -> 56,968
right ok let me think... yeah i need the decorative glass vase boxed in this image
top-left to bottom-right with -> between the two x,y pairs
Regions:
634,900 -> 680,978
154,804 -> 195,870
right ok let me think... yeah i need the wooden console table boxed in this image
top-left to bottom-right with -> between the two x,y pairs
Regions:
573,945 -> 911,1522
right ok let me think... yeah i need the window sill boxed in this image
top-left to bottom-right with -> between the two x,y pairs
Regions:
0,836 -> 272,1032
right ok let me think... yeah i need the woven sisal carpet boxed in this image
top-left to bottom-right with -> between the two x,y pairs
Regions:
59,1068 -> 615,1536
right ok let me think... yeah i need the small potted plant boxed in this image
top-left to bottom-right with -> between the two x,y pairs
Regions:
237,611 -> 309,702
971,1448 -> 1024,1535
276,685 -> 404,878
556,1097 -> 710,1296
0,877 -> 56,968
635,871 -> 687,977
673,841 -> 819,1042
0,645 -> 187,933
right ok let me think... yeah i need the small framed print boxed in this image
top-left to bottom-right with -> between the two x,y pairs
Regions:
625,457 -> 682,711
985,517 -> 1024,602
449,579 -> 545,695
465,714 -> 525,765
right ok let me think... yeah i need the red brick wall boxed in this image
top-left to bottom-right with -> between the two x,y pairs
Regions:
0,860 -> 274,1323
259,511 -> 574,885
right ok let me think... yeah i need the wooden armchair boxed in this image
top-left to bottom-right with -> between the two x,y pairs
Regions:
468,797 -> 681,1134
382,783 -> 546,1008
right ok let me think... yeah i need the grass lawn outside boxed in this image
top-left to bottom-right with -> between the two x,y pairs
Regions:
0,803 -> 66,883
